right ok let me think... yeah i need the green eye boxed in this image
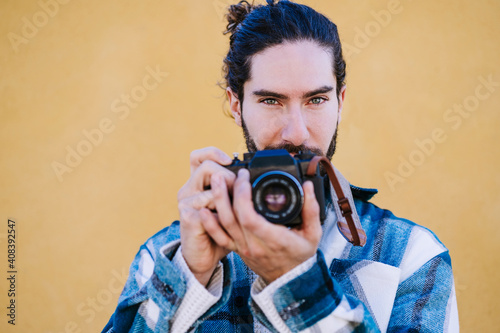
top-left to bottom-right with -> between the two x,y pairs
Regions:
310,97 -> 325,104
263,99 -> 278,105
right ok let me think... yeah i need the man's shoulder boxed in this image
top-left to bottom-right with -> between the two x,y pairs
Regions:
139,221 -> 181,256
350,194 -> 448,270
354,198 -> 443,244
349,185 -> 443,246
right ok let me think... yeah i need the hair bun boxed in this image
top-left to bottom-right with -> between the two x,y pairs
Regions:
225,0 -> 254,35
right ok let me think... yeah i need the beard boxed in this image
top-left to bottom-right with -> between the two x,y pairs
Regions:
241,115 -> 339,160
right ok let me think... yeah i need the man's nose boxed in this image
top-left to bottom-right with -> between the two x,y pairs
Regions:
281,106 -> 310,146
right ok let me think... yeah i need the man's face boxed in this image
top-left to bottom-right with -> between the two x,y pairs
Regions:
228,40 -> 345,159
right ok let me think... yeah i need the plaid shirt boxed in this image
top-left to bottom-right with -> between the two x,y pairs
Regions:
103,170 -> 458,333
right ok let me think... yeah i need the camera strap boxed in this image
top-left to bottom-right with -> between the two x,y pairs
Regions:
306,156 -> 367,246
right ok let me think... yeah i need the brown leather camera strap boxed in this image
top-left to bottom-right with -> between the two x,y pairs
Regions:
306,156 -> 367,246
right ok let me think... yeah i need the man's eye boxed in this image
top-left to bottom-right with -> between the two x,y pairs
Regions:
310,97 -> 326,105
262,98 -> 279,105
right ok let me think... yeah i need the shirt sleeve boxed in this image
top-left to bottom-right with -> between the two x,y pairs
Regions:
249,250 -> 458,333
251,255 -> 317,332
170,245 -> 223,333
101,230 -> 233,333
387,250 -> 459,332
249,250 -> 380,332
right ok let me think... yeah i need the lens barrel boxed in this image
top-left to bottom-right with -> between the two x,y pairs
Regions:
252,171 -> 304,226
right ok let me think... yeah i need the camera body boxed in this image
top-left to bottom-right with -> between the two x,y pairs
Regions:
225,149 -> 326,227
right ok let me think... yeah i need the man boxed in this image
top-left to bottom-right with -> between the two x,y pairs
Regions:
103,1 -> 459,332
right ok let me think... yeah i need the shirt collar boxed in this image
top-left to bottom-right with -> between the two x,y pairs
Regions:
349,184 -> 378,201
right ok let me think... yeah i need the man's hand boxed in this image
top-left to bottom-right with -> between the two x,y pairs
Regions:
201,168 -> 323,284
177,147 -> 236,286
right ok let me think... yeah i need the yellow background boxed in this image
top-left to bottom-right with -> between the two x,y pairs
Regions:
1,0 -> 499,331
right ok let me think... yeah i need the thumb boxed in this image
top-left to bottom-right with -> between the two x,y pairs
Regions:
300,181 -> 322,242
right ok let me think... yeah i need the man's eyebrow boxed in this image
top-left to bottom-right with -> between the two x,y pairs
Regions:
252,90 -> 288,100
252,86 -> 334,100
302,86 -> 334,98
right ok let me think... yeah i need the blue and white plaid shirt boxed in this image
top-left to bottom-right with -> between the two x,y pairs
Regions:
103,168 -> 458,332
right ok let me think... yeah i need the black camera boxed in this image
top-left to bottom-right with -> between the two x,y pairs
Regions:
225,149 -> 326,227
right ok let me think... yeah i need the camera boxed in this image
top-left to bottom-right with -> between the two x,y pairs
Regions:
225,149 -> 326,227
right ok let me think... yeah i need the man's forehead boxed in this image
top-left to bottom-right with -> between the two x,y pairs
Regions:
245,40 -> 336,95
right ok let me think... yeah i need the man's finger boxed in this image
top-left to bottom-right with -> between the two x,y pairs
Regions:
182,160 -> 236,196
200,208 -> 236,251
190,147 -> 233,174
211,173 -> 248,252
299,181 -> 322,242
178,190 -> 215,211
196,160 -> 235,190
233,169 -> 276,238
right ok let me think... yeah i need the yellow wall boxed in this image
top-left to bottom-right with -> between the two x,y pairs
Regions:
1,0 -> 499,331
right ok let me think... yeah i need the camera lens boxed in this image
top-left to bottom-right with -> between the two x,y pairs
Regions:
252,171 -> 304,225
263,184 -> 288,212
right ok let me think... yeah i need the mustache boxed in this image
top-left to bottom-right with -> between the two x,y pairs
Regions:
263,143 -> 324,156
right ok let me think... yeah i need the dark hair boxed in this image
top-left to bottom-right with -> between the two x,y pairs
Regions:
223,0 -> 346,103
